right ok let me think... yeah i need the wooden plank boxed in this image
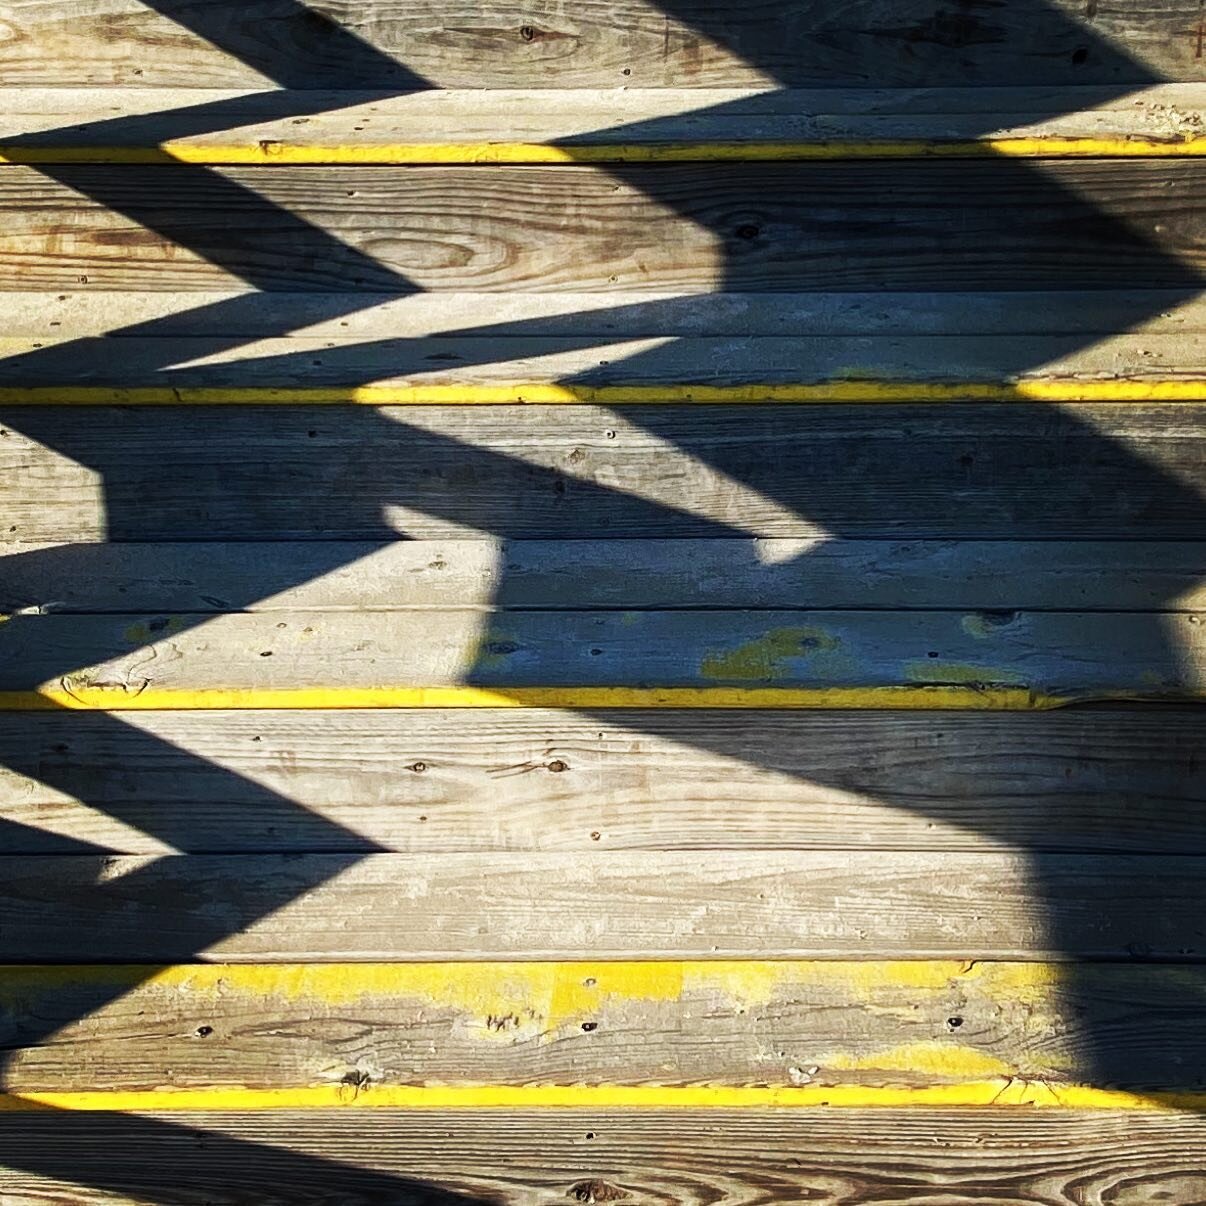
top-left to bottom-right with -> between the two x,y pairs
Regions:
0,850 -> 1203,961
0,161 -> 1201,292
3,1110 -> 1206,1204
0,0 -> 1197,87
3,289 -> 1199,339
8,540 -> 1204,612
4,403 -> 1202,542
0,332 -> 1201,405
2,960 -> 1204,1105
3,86 -> 1205,161
2,607 -> 1202,710
2,707 -> 1203,855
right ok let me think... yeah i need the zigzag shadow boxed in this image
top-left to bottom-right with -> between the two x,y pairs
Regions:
0,0 -> 1204,1198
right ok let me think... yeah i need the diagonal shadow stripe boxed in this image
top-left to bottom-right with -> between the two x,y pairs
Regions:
0,0 -> 1204,1197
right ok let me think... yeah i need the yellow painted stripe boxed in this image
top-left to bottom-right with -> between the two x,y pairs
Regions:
0,684 -> 1072,711
0,380 -> 1200,406
2,1083 -> 1203,1112
3,963 -> 1198,1111
1,137 -> 1204,165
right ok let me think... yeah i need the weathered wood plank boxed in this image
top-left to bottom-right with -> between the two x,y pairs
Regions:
2,708 -> 1203,855
8,540 -> 1204,612
1,333 -> 1200,399
0,850 -> 1203,960
0,0 -> 1197,86
3,1110 -> 1206,1205
1,960 -> 1203,1100
4,289 -> 1199,339
4,403 -> 1202,542
2,608 -> 1201,710
3,86 -> 1204,160
0,161 -> 1201,292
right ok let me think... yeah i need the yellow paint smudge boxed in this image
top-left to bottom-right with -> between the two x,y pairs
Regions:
701,626 -> 839,682
823,1040 -> 1015,1081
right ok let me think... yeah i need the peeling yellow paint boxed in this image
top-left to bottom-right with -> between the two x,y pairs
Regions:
823,1040 -> 1015,1080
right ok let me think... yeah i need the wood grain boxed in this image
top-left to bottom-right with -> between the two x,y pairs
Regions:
2,607 -> 1201,708
3,85 -> 1204,157
0,850 -> 1204,960
1,960 -> 1203,1096
2,1109 -> 1205,1205
3,288 -> 1199,339
4,403 -> 1202,542
2,333 -> 1201,391
0,161 -> 1201,292
0,0 -> 1197,87
8,540 -> 1204,612
2,707 -> 1203,855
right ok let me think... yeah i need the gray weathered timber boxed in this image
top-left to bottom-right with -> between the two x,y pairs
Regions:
2,333 -> 1200,387
0,0 -> 1196,86
4,403 -> 1202,542
3,86 -> 1204,149
2,1110 -> 1205,1205
1,851 -> 1204,959
3,708 -> 1202,855
2,289 -> 1198,338
7,540 -> 1203,612
0,161 -> 1201,291
3,608 -> 1202,701
1,960 -> 1203,1093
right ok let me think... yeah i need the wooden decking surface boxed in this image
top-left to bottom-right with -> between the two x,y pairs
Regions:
1,0 -> 1204,1200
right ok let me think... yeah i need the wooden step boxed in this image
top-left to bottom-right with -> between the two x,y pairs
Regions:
3,607 -> 1202,710
1,333 -> 1200,404
3,86 -> 1203,162
5,403 -> 1201,542
2,290 -> 1199,404
1,160 -> 1200,293
4,289 -> 1197,338
0,0 -> 1195,88
0,960 -> 1203,1109
1,850 -> 1204,960
2,707 -> 1202,855
2,1110 -> 1204,1203
8,539 -> 1203,612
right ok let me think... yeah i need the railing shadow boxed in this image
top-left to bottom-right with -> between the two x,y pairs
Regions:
0,0 -> 1203,1198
